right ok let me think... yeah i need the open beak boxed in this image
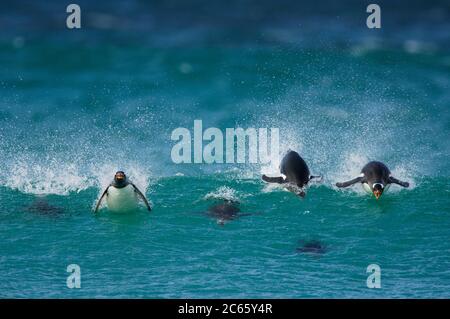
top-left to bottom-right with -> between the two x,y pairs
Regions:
373,190 -> 382,199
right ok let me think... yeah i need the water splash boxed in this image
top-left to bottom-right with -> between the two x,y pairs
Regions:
2,160 -> 94,196
0,158 -> 151,197
204,186 -> 240,202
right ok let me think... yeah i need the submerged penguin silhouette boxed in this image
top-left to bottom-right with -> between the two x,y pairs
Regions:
26,198 -> 64,216
336,161 -> 409,199
296,240 -> 327,255
94,171 -> 151,213
205,200 -> 249,226
262,150 -> 321,197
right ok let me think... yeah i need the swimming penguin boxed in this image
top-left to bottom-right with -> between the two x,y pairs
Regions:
206,199 -> 242,225
205,199 -> 253,225
26,198 -> 64,216
262,150 -> 321,197
94,171 -> 151,213
336,161 -> 409,199
296,240 -> 327,255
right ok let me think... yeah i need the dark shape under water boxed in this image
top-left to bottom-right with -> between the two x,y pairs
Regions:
206,200 -> 243,225
296,240 -> 327,254
26,199 -> 64,216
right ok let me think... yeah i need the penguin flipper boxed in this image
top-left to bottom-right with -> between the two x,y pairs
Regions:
336,176 -> 363,188
262,175 -> 285,184
388,176 -> 409,188
94,186 -> 109,213
131,183 -> 152,211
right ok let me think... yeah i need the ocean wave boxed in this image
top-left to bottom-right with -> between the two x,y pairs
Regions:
0,159 -> 151,196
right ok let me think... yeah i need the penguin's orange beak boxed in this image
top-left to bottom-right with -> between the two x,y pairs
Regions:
373,190 -> 382,199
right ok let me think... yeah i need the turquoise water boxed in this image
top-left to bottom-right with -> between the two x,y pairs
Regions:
0,0 -> 449,298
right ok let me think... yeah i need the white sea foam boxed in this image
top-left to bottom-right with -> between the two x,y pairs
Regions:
2,160 -> 94,196
261,182 -> 288,194
1,158 -> 151,198
204,186 -> 240,202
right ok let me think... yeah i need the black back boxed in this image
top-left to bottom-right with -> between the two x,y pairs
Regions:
26,199 -> 64,216
280,150 -> 310,187
207,202 -> 240,220
361,161 -> 391,184
296,240 -> 327,254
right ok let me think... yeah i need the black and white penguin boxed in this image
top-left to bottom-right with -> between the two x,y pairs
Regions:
336,161 -> 409,199
94,171 -> 151,213
262,150 -> 321,197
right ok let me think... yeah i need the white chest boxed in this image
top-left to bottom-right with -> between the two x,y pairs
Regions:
106,184 -> 139,212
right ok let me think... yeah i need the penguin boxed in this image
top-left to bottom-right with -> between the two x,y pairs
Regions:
261,150 -> 321,197
296,240 -> 327,255
26,198 -> 64,216
206,199 -> 242,225
336,161 -> 409,199
94,171 -> 151,213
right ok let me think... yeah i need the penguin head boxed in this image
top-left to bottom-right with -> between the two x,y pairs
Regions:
113,171 -> 127,187
372,183 -> 384,199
